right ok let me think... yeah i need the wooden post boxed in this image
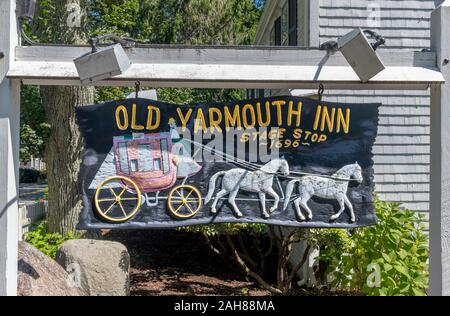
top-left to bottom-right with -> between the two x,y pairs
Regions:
430,0 -> 450,296
0,0 -> 20,296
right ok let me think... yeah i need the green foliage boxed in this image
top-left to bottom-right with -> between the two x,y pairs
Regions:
95,87 -> 133,103
317,197 -> 429,296
19,167 -> 45,183
87,0 -> 261,109
23,0 -> 262,163
158,88 -> 245,105
180,222 -> 266,237
20,124 -> 43,163
88,0 -> 261,45
42,187 -> 49,201
20,85 -> 50,163
25,222 -> 80,259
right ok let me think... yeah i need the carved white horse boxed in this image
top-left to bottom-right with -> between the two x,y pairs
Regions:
205,158 -> 290,218
283,163 -> 363,222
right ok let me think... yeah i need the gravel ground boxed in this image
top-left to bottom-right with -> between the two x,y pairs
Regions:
105,229 -> 270,296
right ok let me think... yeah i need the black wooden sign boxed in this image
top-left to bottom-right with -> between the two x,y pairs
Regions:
76,96 -> 379,229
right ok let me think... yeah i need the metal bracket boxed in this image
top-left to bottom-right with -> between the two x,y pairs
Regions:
318,83 -> 324,102
135,80 -> 141,98
363,30 -> 386,51
88,34 -> 136,53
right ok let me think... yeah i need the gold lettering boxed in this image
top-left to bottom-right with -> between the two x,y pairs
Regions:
313,105 -> 322,130
115,105 -> 128,130
288,101 -> 302,127
177,108 -> 192,130
336,108 -> 351,134
257,102 -> 271,127
318,134 -> 328,142
146,105 -> 160,130
131,104 -> 145,130
224,105 -> 241,130
271,100 -> 285,126
293,128 -> 302,139
194,108 -> 207,133
208,107 -> 223,132
320,106 -> 336,133
242,103 -> 256,129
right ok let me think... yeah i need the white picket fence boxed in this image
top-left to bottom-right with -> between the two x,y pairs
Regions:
18,202 -> 47,240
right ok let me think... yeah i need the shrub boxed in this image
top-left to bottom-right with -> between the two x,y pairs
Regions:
25,222 -> 80,259
179,197 -> 428,296
42,187 -> 49,201
317,197 -> 429,296
181,223 -> 313,295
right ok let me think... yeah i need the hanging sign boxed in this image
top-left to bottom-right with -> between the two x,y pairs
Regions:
76,96 -> 379,229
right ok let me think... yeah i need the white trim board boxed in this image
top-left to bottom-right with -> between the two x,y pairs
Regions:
7,46 -> 444,89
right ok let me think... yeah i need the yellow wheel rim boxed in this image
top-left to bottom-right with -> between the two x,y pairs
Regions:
94,176 -> 141,223
167,185 -> 202,219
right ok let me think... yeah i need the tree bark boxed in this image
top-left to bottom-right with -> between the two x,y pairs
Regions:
41,86 -> 93,234
34,0 -> 95,234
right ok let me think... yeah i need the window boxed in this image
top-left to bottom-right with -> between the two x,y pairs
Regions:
271,17 -> 281,46
281,2 -> 288,45
137,143 -> 153,172
246,89 -> 256,99
160,139 -> 170,174
288,0 -> 298,46
270,26 -> 275,45
118,142 -> 130,174
130,159 -> 138,172
271,2 -> 296,46
154,158 -> 161,171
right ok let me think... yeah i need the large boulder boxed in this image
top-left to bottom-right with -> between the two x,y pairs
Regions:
17,241 -> 85,296
56,239 -> 130,296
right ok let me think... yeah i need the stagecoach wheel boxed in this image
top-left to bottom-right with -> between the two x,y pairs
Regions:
94,176 -> 142,223
167,185 -> 202,219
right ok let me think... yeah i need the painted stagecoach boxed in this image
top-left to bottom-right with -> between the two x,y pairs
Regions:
93,131 -> 202,223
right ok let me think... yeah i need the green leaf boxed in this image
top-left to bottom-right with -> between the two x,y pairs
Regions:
400,284 -> 410,293
398,249 -> 409,260
394,265 -> 410,278
383,263 -> 393,272
382,253 -> 391,262
412,288 -> 427,296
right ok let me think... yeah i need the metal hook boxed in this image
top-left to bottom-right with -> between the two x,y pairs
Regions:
135,80 -> 141,98
363,30 -> 386,51
318,83 -> 325,102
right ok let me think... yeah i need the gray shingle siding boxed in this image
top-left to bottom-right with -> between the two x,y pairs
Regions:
318,0 -> 435,230
319,3 -> 433,49
318,1 -> 432,49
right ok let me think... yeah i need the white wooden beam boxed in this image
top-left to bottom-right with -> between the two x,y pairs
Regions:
430,0 -> 450,296
0,0 -> 19,297
7,46 -> 444,90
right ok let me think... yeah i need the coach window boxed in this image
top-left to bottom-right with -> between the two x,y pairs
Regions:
118,142 -> 130,174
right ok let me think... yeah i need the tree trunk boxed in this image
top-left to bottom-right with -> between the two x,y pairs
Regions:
41,86 -> 93,234
34,0 -> 95,234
